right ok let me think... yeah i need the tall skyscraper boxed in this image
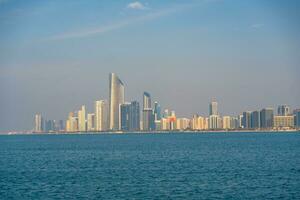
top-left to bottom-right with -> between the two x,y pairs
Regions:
209,115 -> 219,129
242,111 -> 251,129
260,108 -> 274,129
109,73 -> 125,131
78,105 -> 86,132
87,113 -> 95,131
153,101 -> 161,121
120,101 -> 140,131
222,116 -> 231,129
120,103 -> 131,131
143,92 -> 151,109
129,101 -> 140,131
95,100 -> 108,131
143,92 -> 154,131
294,109 -> 300,128
209,100 -> 218,116
251,111 -> 261,129
34,114 -> 44,132
277,105 -> 290,116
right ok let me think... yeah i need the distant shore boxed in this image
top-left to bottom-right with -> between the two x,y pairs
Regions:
1,129 -> 299,135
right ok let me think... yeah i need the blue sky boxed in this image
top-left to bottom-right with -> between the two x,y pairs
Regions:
0,0 -> 299,131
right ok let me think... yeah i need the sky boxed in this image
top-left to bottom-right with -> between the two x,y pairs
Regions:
0,0 -> 299,131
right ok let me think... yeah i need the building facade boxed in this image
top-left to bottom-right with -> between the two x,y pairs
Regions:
109,73 -> 125,130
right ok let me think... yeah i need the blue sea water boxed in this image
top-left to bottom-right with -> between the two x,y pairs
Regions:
0,132 -> 300,199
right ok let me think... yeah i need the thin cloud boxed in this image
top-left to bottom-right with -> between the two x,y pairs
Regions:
45,4 -> 195,41
127,1 -> 146,10
251,23 -> 264,29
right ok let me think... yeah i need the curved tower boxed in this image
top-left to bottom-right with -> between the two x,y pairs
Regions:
109,73 -> 125,130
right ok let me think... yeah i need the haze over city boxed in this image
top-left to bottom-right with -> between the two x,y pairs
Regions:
0,0 -> 300,131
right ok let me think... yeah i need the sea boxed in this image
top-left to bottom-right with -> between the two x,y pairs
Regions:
0,132 -> 299,199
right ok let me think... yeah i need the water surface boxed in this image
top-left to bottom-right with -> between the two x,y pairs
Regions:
0,132 -> 299,199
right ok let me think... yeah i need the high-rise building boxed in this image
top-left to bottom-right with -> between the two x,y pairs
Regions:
191,115 -> 205,130
176,118 -> 190,130
35,114 -> 44,132
142,92 -> 154,131
277,105 -> 290,116
120,103 -> 131,131
260,108 -> 274,129
129,101 -> 140,131
294,109 -> 300,127
109,73 -> 125,130
238,114 -> 243,128
45,119 -> 55,132
120,101 -> 140,132
143,109 -> 154,131
230,117 -> 239,129
209,115 -> 219,129
87,113 -> 95,131
95,100 -> 108,131
251,111 -> 260,129
78,105 -> 86,132
209,100 -> 218,116
242,111 -> 251,129
153,101 -> 161,121
143,92 -> 151,109
222,116 -> 231,129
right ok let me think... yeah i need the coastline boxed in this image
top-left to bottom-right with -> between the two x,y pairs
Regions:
1,129 -> 299,135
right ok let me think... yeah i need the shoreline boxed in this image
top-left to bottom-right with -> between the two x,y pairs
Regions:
1,129 -> 299,135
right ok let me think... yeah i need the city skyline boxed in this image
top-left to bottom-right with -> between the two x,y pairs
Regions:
1,0 -> 300,131
32,72 -> 300,133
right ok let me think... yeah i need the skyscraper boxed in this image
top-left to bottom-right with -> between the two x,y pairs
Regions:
78,105 -> 86,132
260,108 -> 274,129
87,113 -> 95,131
109,73 -> 125,131
242,111 -> 251,129
209,100 -> 218,116
251,111 -> 261,129
209,115 -> 219,129
143,92 -> 151,109
120,103 -> 131,131
294,109 -> 300,128
95,100 -> 108,131
222,116 -> 231,129
142,92 -> 154,131
120,101 -> 140,131
34,114 -> 43,132
277,105 -> 290,116
129,101 -> 140,131
153,101 -> 161,121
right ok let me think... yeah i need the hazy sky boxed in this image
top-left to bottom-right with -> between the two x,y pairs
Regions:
0,0 -> 299,131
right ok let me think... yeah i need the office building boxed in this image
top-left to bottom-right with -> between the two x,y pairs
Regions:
251,111 -> 260,129
142,92 -> 154,131
294,109 -> 300,127
120,103 -> 131,131
260,108 -> 274,129
242,111 -> 251,129
209,100 -> 218,115
34,114 -> 44,132
273,115 -> 294,128
129,101 -> 140,131
87,113 -> 95,131
176,118 -> 190,130
153,101 -> 161,121
78,105 -> 86,132
95,100 -> 108,131
209,115 -> 219,129
109,73 -> 125,130
223,116 -> 231,129
277,105 -> 290,116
